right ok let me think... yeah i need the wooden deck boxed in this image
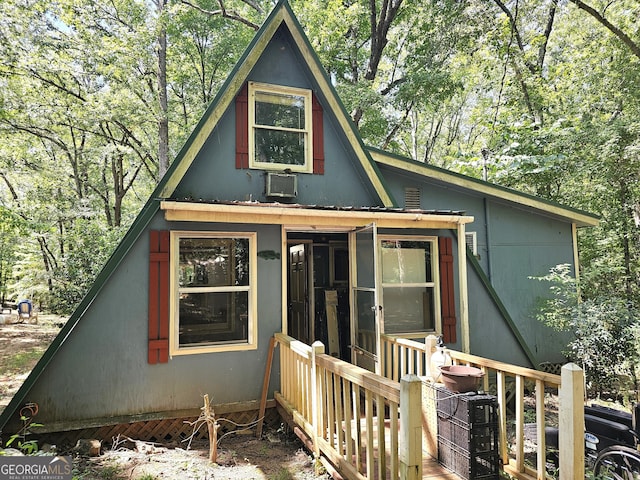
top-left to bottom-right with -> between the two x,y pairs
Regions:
277,397 -> 459,479
271,332 -> 585,480
344,416 -> 460,480
423,457 -> 459,479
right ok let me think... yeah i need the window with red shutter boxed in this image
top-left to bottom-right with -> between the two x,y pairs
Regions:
169,231 -> 258,355
235,82 -> 324,174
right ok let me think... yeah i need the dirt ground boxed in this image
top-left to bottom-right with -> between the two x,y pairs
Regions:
0,315 -> 330,480
0,314 -> 63,411
71,431 -> 328,480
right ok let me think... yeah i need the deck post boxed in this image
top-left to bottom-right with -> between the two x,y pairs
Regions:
559,363 -> 584,480
425,335 -> 438,381
311,341 -> 325,461
400,374 -> 422,480
457,222 -> 470,353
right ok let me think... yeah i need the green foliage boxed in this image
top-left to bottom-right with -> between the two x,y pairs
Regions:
0,206 -> 25,302
5,409 -> 43,455
533,265 -> 640,399
47,220 -> 125,315
5,437 -> 39,455
0,0 -> 639,331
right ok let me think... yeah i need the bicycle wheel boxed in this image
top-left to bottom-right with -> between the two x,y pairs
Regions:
593,446 -> 640,480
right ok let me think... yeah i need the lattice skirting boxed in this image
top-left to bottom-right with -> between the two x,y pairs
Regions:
539,362 -> 564,376
37,407 -> 282,449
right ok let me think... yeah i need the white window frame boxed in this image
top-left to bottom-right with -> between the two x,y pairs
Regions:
248,81 -> 313,173
378,235 -> 441,336
169,231 -> 257,356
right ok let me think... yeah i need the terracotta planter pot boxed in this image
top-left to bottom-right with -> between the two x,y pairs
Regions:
438,365 -> 485,393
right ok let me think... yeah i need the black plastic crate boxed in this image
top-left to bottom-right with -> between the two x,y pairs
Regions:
437,414 -> 499,454
438,436 -> 501,480
436,387 -> 498,427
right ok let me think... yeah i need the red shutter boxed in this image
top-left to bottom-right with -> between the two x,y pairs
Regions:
312,93 -> 324,174
235,84 -> 249,169
237,85 -> 323,173
149,230 -> 169,364
439,236 -> 457,344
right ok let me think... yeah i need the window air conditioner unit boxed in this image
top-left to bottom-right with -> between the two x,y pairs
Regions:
266,172 -> 297,198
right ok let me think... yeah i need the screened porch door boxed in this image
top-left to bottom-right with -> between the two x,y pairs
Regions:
349,224 -> 381,373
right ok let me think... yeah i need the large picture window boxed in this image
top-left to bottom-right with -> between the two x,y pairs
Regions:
170,232 -> 257,355
248,81 -> 312,173
380,236 -> 440,335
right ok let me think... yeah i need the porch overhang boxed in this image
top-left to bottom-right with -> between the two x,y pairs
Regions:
160,200 -> 474,230
162,199 -> 474,354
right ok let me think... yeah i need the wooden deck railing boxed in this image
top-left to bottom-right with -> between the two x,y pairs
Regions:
275,332 -> 423,480
273,332 -> 584,480
381,334 -> 585,480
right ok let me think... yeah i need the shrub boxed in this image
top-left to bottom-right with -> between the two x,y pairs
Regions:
533,264 -> 639,401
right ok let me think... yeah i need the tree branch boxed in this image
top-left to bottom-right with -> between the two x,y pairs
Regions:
537,0 -> 558,70
0,172 -> 20,204
26,68 -> 86,102
493,0 -> 536,73
365,0 -> 402,80
180,0 -> 261,30
568,0 -> 640,60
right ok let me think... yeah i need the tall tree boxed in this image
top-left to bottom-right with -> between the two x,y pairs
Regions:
156,0 -> 170,178
0,0 -> 266,309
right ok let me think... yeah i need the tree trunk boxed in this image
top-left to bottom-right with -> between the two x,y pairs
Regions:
620,178 -> 634,300
157,0 -> 169,179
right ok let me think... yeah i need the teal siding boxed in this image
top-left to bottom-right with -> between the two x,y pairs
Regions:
173,27 -> 380,208
488,204 -> 573,364
466,263 -> 533,367
379,165 -> 573,366
25,215 -> 283,426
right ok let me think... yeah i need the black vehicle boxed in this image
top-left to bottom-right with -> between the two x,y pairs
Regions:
546,403 -> 640,479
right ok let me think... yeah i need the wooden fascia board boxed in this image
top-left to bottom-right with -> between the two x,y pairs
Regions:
159,9 -> 285,198
371,150 -> 599,227
161,201 -> 473,230
160,3 -> 395,209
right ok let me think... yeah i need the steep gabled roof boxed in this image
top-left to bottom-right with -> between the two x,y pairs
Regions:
158,0 -> 394,206
0,0 -> 598,433
0,0 -> 395,433
370,147 -> 599,227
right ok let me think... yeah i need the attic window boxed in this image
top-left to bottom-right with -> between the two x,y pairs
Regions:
404,187 -> 421,209
248,82 -> 312,173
